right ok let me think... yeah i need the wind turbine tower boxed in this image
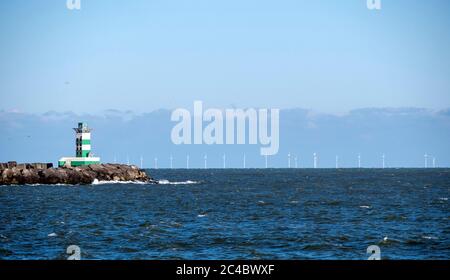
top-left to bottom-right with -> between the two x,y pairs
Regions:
223,154 -> 226,169
288,153 -> 291,168
382,154 -> 385,169
294,156 -> 298,169
243,154 -> 246,169
335,155 -> 339,169
358,153 -> 361,169
154,157 -> 158,169
204,154 -> 207,169
313,153 -> 318,169
424,154 -> 428,168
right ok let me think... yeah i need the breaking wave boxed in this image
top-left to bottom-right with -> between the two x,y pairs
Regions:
92,179 -> 149,185
157,179 -> 199,185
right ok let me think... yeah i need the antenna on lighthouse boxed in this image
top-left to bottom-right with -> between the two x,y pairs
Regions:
204,154 -> 207,169
335,155 -> 339,169
186,155 -> 190,169
288,153 -> 291,168
358,153 -> 361,169
424,154 -> 428,168
313,153 -> 318,169
223,154 -> 226,169
382,154 -> 385,169
154,157 -> 158,169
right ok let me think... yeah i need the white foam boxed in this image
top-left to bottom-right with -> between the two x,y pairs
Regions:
48,233 -> 57,237
422,236 -> 438,240
91,179 -> 148,185
157,179 -> 199,185
197,214 -> 207,218
359,205 -> 371,209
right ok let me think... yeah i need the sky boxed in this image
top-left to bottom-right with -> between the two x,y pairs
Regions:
1,108 -> 450,168
0,0 -> 450,114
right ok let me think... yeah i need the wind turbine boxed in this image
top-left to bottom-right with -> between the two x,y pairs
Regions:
288,153 -> 291,168
335,155 -> 339,169
154,157 -> 158,169
382,154 -> 385,169
140,155 -> 144,169
424,154 -> 428,168
264,155 -> 268,168
223,154 -> 226,169
358,153 -> 361,169
204,154 -> 207,169
243,154 -> 246,169
433,157 -> 436,168
313,153 -> 318,169
294,156 -> 298,169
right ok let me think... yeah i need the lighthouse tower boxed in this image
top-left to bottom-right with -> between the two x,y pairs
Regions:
58,122 -> 101,167
75,122 -> 92,157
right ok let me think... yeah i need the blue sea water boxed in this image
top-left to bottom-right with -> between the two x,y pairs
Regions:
0,169 -> 449,260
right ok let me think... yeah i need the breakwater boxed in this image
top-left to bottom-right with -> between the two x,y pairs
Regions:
0,162 -> 156,185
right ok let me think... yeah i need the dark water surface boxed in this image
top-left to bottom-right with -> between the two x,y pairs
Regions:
1,169 -> 449,260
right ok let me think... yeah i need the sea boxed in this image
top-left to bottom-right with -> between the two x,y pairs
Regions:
0,169 -> 449,260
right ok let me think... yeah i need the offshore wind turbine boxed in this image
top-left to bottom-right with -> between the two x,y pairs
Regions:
424,154 -> 428,168
154,157 -> 158,169
382,154 -> 385,169
288,153 -> 291,168
433,157 -> 436,168
335,155 -> 339,169
243,154 -> 246,169
204,154 -> 207,169
313,153 -> 318,169
223,154 -> 226,169
294,156 -> 298,169
358,153 -> 361,169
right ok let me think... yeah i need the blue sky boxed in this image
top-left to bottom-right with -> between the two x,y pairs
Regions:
1,0 -> 449,114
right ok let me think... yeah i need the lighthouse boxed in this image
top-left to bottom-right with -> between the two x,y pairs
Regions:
58,122 -> 101,167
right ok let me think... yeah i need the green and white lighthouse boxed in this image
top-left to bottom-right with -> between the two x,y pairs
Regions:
58,122 -> 101,167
